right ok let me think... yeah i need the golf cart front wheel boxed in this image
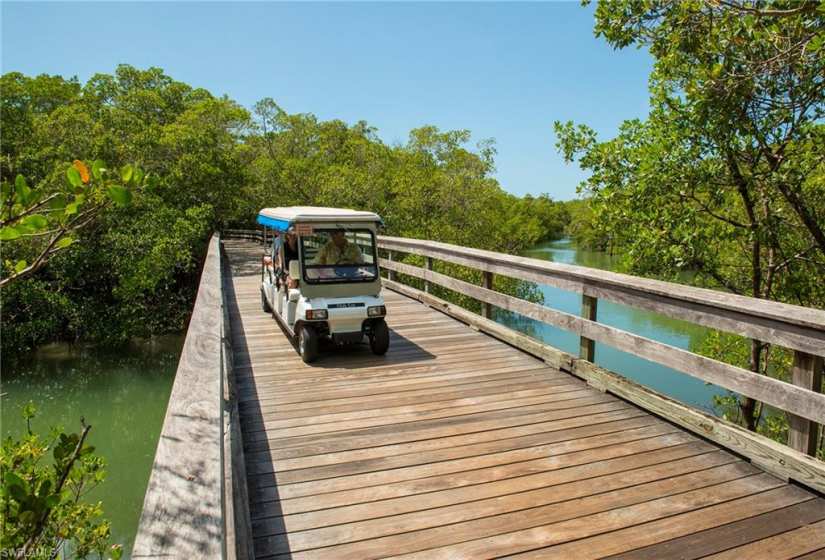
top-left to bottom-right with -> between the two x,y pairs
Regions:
299,325 -> 319,363
370,319 -> 390,356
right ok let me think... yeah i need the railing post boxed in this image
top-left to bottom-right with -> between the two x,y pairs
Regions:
387,250 -> 396,281
482,271 -> 494,319
579,294 -> 598,362
788,351 -> 823,455
425,257 -> 433,293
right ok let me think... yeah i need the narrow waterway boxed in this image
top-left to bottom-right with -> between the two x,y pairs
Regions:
496,238 -> 726,413
0,335 -> 182,556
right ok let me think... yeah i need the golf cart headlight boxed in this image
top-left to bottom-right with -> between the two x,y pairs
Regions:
306,309 -> 328,320
368,305 -> 386,317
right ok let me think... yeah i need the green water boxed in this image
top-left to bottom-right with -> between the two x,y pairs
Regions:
497,238 -> 725,413
0,335 -> 182,556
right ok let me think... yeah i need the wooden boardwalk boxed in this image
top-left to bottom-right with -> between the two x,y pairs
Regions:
224,240 -> 825,559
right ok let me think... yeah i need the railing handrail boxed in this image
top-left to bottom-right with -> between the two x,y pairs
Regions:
377,235 -> 825,355
219,229 -> 824,421
375,234 -> 824,460
132,233 -> 246,558
219,231 -> 824,490
222,228 -> 825,351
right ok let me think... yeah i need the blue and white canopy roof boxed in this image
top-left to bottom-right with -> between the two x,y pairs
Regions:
257,206 -> 383,231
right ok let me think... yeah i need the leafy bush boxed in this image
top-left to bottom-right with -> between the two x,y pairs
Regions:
0,404 -> 122,559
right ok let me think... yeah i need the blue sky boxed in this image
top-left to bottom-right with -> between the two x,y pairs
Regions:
1,2 -> 653,200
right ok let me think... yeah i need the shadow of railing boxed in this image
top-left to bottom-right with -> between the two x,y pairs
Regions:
223,243 -> 291,558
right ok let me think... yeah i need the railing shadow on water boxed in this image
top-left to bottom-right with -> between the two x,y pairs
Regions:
222,247 -> 291,559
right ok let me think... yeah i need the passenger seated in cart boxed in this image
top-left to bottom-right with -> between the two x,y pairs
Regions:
315,228 -> 364,265
276,227 -> 300,288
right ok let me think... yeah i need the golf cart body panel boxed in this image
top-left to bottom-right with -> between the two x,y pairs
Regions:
257,206 -> 389,362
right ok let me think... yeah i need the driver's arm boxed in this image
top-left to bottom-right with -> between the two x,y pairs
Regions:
349,243 -> 365,264
315,243 -> 331,265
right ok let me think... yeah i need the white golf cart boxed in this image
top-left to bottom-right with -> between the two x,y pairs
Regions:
258,206 -> 389,363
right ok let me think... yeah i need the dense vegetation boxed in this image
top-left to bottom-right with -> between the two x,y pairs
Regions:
3,5 -> 822,521
1,406 -> 120,559
557,0 -> 825,451
0,67 -> 569,360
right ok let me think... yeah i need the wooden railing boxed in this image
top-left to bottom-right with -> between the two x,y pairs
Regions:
218,228 -> 825,490
134,233 -> 252,559
377,235 -> 825,492
224,228 -> 263,243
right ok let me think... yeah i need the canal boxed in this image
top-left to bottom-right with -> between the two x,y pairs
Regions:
497,237 -> 726,413
0,335 -> 183,557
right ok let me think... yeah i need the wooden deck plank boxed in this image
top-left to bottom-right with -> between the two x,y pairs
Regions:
273,472 -> 781,559
221,240 -> 823,560
701,518 -> 825,559
243,410 -> 652,476
250,430 -> 697,507
252,448 -> 736,536
249,423 -> 683,502
243,388 -> 600,439
498,486 -> 813,560
604,498 -> 825,559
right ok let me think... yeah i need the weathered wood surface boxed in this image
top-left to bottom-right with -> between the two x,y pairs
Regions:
788,351 -> 824,456
380,257 -> 825,425
580,293 -> 597,361
223,239 -> 825,559
377,235 -> 825,357
133,234 -> 224,558
384,278 -> 825,494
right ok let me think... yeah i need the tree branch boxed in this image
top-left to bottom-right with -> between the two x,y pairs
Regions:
0,193 -> 60,228
20,423 -> 92,558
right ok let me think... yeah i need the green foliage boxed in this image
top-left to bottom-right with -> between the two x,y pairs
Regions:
0,405 -> 122,559
1,66 -> 568,361
1,159 -> 146,288
246,100 -> 567,252
558,1 -> 825,443
0,67 -> 249,359
559,198 -> 610,250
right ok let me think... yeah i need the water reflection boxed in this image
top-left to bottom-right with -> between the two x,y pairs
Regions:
496,238 -> 724,413
1,335 -> 182,557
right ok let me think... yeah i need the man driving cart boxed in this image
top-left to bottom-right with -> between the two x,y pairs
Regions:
257,206 -> 390,363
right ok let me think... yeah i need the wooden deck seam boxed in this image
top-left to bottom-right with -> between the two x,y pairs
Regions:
243,407 -> 649,463
240,390 -> 613,438
248,430 -> 697,504
242,415 -> 663,476
249,447 -> 731,527
254,470 -> 771,557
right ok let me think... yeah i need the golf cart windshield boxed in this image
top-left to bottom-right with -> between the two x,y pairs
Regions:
301,228 -> 378,284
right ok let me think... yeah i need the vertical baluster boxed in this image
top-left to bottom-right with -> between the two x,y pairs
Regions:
482,271 -> 494,319
788,351 -> 823,456
387,250 -> 396,281
425,256 -> 433,293
579,294 -> 598,362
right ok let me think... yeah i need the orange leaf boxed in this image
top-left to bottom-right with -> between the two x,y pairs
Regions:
73,160 -> 90,184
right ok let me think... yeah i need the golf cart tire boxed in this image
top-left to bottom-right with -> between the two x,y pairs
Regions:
261,288 -> 271,313
370,319 -> 390,356
299,325 -> 319,363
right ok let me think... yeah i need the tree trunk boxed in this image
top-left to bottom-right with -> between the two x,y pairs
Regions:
739,338 -> 763,431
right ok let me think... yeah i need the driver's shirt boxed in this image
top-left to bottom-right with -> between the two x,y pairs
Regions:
316,241 -> 364,265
